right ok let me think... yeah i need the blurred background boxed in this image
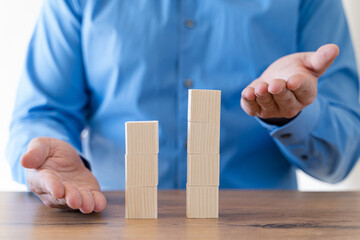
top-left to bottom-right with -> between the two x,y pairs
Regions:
0,0 -> 359,191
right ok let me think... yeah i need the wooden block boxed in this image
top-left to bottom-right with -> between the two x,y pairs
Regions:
186,185 -> 219,218
188,89 -> 221,123
187,122 -> 220,154
125,121 -> 159,154
187,154 -> 219,186
125,154 -> 158,186
125,186 -> 157,219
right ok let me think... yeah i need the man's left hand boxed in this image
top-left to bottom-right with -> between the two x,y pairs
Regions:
241,44 -> 339,120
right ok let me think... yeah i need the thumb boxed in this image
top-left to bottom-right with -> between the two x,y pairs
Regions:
21,137 -> 51,169
306,44 -> 340,75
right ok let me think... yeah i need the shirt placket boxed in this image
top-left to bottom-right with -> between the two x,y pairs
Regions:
176,0 -> 198,188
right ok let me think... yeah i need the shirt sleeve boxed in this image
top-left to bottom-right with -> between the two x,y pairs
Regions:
258,0 -> 360,183
6,0 -> 88,185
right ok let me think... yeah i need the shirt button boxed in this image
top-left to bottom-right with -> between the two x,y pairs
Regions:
301,155 -> 308,160
184,79 -> 193,88
185,19 -> 195,29
280,133 -> 292,139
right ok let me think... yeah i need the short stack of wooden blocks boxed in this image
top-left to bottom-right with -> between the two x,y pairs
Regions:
186,89 -> 221,218
125,121 -> 159,218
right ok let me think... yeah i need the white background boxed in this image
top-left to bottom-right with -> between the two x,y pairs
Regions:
0,0 -> 359,191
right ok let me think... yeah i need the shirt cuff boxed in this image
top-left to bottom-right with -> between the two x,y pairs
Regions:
79,154 -> 91,171
256,98 -> 321,145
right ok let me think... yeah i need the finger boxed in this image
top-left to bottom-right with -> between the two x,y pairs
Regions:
241,87 -> 260,116
287,74 -> 317,106
254,81 -> 269,97
269,78 -> 301,118
21,137 -> 51,169
242,86 -> 256,100
79,189 -> 95,214
44,174 -> 65,199
305,44 -> 340,75
92,191 -> 107,212
64,182 -> 82,210
268,79 -> 287,95
28,170 -> 65,199
254,82 -> 278,115
272,87 -> 302,119
38,193 -> 67,208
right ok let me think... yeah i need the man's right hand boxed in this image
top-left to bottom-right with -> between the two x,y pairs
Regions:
21,137 -> 107,213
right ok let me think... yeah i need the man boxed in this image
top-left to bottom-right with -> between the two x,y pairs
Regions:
6,0 -> 360,214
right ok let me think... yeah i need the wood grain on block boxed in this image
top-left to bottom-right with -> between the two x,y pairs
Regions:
125,121 -> 159,154
187,154 -> 219,186
125,186 -> 157,219
188,89 -> 221,123
187,122 -> 220,154
125,154 -> 158,186
186,185 -> 219,218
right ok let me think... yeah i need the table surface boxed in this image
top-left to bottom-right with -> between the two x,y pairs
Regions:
1,191 -> 360,240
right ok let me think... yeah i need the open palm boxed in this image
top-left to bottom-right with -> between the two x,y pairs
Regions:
241,44 -> 339,120
21,137 -> 106,213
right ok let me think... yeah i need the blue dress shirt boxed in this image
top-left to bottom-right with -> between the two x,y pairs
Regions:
6,0 -> 360,190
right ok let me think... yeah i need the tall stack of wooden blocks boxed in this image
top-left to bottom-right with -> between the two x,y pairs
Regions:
186,89 -> 221,218
125,121 -> 158,219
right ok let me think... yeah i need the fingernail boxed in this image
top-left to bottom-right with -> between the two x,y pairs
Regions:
255,90 -> 265,97
272,88 -> 285,95
242,89 -> 253,100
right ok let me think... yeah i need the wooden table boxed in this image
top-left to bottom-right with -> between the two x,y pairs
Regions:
1,191 -> 360,239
